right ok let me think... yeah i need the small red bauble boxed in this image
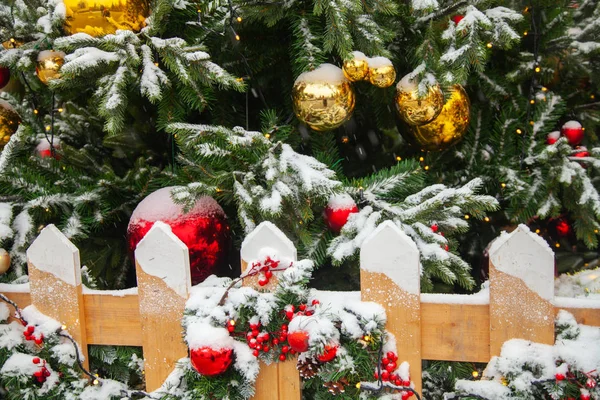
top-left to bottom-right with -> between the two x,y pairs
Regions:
279,354 -> 286,361
561,121 -> 584,146
127,187 -> 230,285
32,357 -> 40,364
431,224 -> 439,233
580,393 -> 591,400
452,15 -> 464,24
190,347 -> 234,376
287,331 -> 310,353
324,194 -> 359,233
36,138 -> 61,160
317,345 -> 338,363
555,219 -> 571,237
0,67 -> 9,90
573,148 -> 590,158
546,131 -> 560,145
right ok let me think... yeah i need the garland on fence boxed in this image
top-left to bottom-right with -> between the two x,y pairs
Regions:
0,250 -> 421,400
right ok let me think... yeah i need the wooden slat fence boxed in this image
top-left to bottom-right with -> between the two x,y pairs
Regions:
1,222 -> 599,399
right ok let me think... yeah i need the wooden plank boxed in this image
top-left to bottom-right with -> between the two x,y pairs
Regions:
83,294 -> 142,346
26,225 -> 89,369
557,307 -> 600,327
489,225 -> 555,358
360,221 -> 422,395
135,221 -> 191,392
421,303 -> 490,362
241,222 -> 301,400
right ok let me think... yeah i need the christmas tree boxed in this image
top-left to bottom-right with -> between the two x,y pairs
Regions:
0,0 -> 599,398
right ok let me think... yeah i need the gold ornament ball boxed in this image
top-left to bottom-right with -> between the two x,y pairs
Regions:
343,52 -> 369,82
0,100 -> 21,150
368,58 -> 396,88
0,248 -> 10,275
2,38 -> 24,49
406,85 -> 471,151
395,74 -> 444,126
64,0 -> 150,37
292,64 -> 356,132
36,50 -> 65,85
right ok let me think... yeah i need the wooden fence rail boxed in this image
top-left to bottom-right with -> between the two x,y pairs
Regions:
1,222 -> 600,399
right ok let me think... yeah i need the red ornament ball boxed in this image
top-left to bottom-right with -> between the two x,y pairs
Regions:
324,194 -> 359,233
190,346 -> 234,376
561,121 -> 584,146
580,393 -> 591,400
573,147 -> 590,158
287,330 -> 310,353
546,131 -> 560,145
555,219 -> 571,237
452,15 -> 464,24
317,344 -> 338,363
0,67 -> 10,90
36,138 -> 61,160
127,187 -> 230,285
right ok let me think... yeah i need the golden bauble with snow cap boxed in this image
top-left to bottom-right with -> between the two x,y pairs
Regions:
63,0 -> 150,37
0,100 -> 21,150
343,51 -> 369,82
367,57 -> 396,88
395,73 -> 444,126
292,63 -> 356,131
36,50 -> 65,85
0,248 -> 10,275
406,85 -> 470,151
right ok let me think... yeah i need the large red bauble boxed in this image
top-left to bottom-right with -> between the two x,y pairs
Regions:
0,67 -> 9,90
324,194 -> 359,233
287,331 -> 310,353
190,346 -> 234,376
561,121 -> 584,146
452,15 -> 464,24
127,187 -> 230,285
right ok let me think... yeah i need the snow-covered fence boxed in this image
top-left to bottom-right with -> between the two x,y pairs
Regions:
1,222 -> 600,398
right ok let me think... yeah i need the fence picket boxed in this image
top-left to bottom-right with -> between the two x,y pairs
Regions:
135,221 -> 191,391
488,224 -> 555,357
241,222 -> 301,400
360,221 -> 422,395
26,224 -> 89,368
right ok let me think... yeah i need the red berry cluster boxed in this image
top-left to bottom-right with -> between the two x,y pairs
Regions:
247,256 -> 282,286
32,358 -> 51,384
245,321 -> 293,360
431,224 -> 449,251
554,364 -> 598,400
284,299 -> 319,320
374,352 -> 411,388
23,325 -> 44,345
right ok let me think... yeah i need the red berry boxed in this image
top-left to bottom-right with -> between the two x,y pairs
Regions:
390,374 -> 398,381
249,323 -> 259,330
279,354 -> 286,361
311,300 -> 320,306
227,325 -> 235,332
33,370 -> 42,378
43,368 -> 51,377
281,346 -> 289,353
444,244 -> 449,251
252,350 -> 259,357
431,224 -> 439,233
258,278 -> 269,286
555,373 -> 565,381
374,372 -> 379,380
252,329 -> 259,337
387,352 -> 397,361
402,391 -> 412,400
32,357 -> 40,364
298,304 -> 306,311
281,324 -> 288,331
265,270 -> 273,279
290,349 -> 297,355
262,345 -> 270,352
402,380 -> 411,386
382,357 -> 389,366
26,325 -> 35,334
34,336 -> 44,345
386,361 -> 397,372
395,379 -> 402,386
285,311 -> 294,320
23,331 -> 31,339
279,335 -> 287,342
381,370 -> 390,381
272,339 -> 279,346
246,331 -> 254,340
305,310 -> 314,316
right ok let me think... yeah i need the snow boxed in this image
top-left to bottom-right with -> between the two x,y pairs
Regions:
563,120 -> 582,130
412,0 -> 438,11
82,286 -> 138,297
185,324 -> 235,350
367,56 -> 393,68
26,225 -> 81,286
547,131 -> 561,140
135,221 -> 191,299
130,186 -> 224,223
0,282 -> 30,292
0,203 -> 13,241
396,73 -> 418,92
35,137 -> 60,153
0,321 -> 24,350
349,50 -> 367,60
294,63 -> 347,84
240,222 -> 297,265
21,305 -> 62,336
37,50 -> 65,63
1,353 -> 59,393
327,193 -> 357,211
361,221 -> 420,295
488,224 -> 554,301
0,303 -> 8,322
79,379 -> 128,400
555,268 -> 600,299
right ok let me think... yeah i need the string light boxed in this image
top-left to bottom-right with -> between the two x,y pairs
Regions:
484,217 -> 490,222
45,125 -> 51,131
93,379 -> 99,385
341,136 -> 349,143
356,383 -> 361,389
464,214 -> 470,220
555,243 -> 560,248
419,156 -> 424,162
264,133 -> 271,139
33,109 -> 39,115
235,34 -> 240,41
516,128 -> 522,134
594,229 -> 599,234
61,325 -> 67,330
530,99 -> 535,104
534,66 -> 541,73
541,87 -> 548,92
523,31 -> 528,36
535,229 -> 540,234
529,120 -> 535,126
424,165 -> 430,171
486,43 -> 493,48
396,156 -> 401,161
237,16 -> 242,22
501,183 -> 506,188
58,108 -> 64,113
472,370 -> 479,378
591,94 -> 596,100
